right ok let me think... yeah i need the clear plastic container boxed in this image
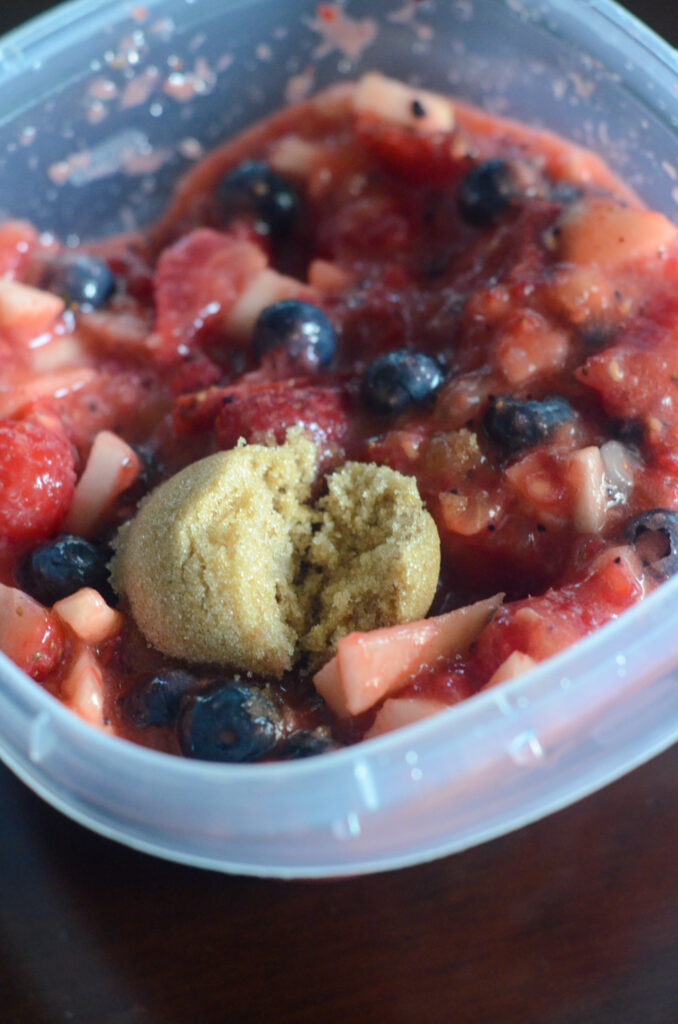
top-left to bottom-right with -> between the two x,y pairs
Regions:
1,0 -> 678,878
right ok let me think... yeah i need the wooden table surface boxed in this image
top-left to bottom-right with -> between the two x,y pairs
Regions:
2,2 -> 678,1023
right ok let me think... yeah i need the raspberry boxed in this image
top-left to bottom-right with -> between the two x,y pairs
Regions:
0,419 -> 76,542
214,383 -> 350,453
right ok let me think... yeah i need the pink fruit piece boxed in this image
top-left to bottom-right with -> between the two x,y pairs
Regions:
0,582 -> 64,681
314,593 -> 503,718
64,430 -> 141,537
365,696 -> 449,739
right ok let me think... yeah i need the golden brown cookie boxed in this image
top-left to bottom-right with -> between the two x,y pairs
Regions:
303,461 -> 441,661
111,436 -> 441,677
110,432 -> 317,676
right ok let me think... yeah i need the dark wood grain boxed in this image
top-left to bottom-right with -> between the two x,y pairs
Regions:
2,3 -> 678,1023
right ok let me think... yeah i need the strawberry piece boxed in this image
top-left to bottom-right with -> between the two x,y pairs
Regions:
214,382 -> 351,453
356,115 -> 468,184
577,299 -> 678,468
0,582 -> 65,680
472,550 -> 642,679
0,419 -> 76,542
154,227 -> 267,360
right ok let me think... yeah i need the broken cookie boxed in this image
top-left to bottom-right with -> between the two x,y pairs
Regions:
110,432 -> 440,677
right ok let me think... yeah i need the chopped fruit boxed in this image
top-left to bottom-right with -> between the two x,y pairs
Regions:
252,300 -> 337,370
154,228 -> 267,357
566,446 -> 607,534
61,648 -> 106,728
226,268 -> 317,340
0,366 -> 99,422
0,419 -> 75,542
505,449 -> 570,526
29,335 -> 87,374
178,681 -> 281,762
365,696 -> 448,739
313,594 -> 503,717
472,555 -> 642,679
64,430 -> 141,537
214,382 -> 350,452
18,534 -> 113,606
353,73 -> 455,134
493,311 -> 569,384
0,220 -> 39,279
2,77 -> 678,763
39,253 -> 116,310
576,301 -> 678,465
362,349 -> 445,415
555,198 -> 677,267
355,117 -> 465,184
458,160 -> 519,226
307,259 -> 353,293
484,651 -> 537,689
268,136 -> 321,179
0,279 -> 64,346
53,588 -> 123,644
0,582 -> 64,681
217,160 -> 300,238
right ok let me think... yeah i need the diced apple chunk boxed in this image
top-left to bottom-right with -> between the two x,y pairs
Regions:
0,279 -> 64,346
314,594 -> 503,717
484,651 -> 537,689
29,334 -> 87,373
365,696 -> 448,739
53,588 -> 122,644
354,73 -> 455,134
268,136 -> 322,178
226,269 -> 318,339
64,430 -> 141,537
61,648 -> 106,727
556,199 -> 677,268
567,446 -> 607,534
307,259 -> 354,293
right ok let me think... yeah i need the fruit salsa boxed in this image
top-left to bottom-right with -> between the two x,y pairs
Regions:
1,72 -> 677,762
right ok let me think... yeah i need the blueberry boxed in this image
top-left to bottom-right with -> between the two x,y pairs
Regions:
122,669 -> 197,729
18,534 -> 113,605
217,160 -> 300,238
252,300 -> 337,369
178,681 -> 280,762
40,253 -> 116,310
458,159 -> 518,227
280,730 -> 338,759
362,348 -> 445,415
550,181 -> 584,205
626,509 -> 678,579
483,395 -> 574,453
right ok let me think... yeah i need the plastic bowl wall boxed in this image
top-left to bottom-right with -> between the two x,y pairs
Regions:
1,0 -> 678,878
